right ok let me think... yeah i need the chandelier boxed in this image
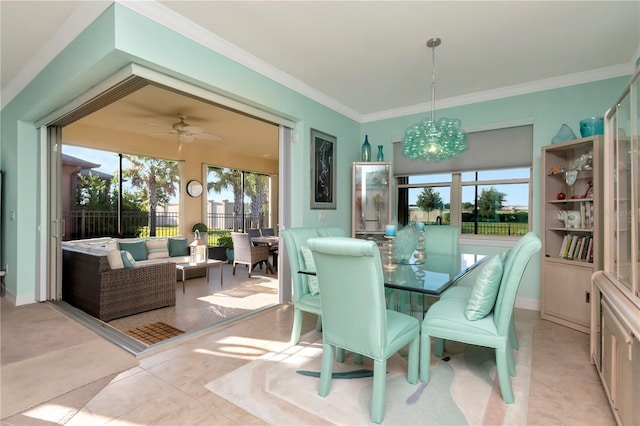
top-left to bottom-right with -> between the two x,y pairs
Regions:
402,37 -> 468,162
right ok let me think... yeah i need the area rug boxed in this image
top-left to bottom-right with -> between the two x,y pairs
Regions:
123,321 -> 184,345
205,323 -> 532,425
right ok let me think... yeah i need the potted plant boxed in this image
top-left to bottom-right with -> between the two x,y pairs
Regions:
217,233 -> 234,263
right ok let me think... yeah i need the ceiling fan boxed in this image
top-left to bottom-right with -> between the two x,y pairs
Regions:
148,115 -> 222,146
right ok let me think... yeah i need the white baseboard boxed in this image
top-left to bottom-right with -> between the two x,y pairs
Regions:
515,296 -> 539,311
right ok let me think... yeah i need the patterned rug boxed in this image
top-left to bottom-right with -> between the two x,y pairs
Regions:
205,324 -> 532,425
123,322 -> 184,345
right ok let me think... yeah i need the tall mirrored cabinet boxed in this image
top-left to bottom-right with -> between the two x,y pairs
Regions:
352,162 -> 393,243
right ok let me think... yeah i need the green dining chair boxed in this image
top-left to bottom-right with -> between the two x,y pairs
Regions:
281,227 -> 324,345
308,237 -> 420,424
419,232 -> 540,404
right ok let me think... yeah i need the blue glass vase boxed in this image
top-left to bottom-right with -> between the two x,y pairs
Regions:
361,135 -> 371,162
377,145 -> 384,161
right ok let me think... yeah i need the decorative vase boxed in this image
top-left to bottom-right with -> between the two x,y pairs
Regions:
361,135 -> 371,162
377,145 -> 384,161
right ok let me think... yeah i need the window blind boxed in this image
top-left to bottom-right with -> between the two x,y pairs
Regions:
393,125 -> 533,176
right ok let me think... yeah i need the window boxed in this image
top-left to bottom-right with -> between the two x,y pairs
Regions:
398,167 -> 530,237
206,166 -> 273,233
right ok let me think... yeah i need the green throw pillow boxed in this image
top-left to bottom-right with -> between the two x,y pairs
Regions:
118,240 -> 147,261
299,246 -> 320,296
168,237 -> 189,257
120,250 -> 137,268
464,254 -> 504,320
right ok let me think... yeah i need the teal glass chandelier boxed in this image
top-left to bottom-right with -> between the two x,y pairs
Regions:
402,38 -> 468,162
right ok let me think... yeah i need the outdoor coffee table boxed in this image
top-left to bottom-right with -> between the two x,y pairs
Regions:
175,259 -> 224,293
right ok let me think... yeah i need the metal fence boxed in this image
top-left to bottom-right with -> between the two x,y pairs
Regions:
63,210 -> 271,241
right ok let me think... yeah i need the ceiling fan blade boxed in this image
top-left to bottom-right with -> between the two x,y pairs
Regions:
179,134 -> 195,143
183,125 -> 203,134
147,122 -> 168,129
195,132 -> 222,141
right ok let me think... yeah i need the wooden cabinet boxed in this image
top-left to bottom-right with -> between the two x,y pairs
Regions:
352,162 -> 393,243
541,136 -> 603,333
590,68 -> 640,426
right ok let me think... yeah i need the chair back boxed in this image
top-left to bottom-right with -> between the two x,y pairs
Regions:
231,232 -> 252,263
424,225 -> 460,258
493,232 -> 541,335
247,229 -> 261,238
317,226 -> 347,237
281,227 -> 323,302
308,237 -> 387,359
260,228 -> 275,237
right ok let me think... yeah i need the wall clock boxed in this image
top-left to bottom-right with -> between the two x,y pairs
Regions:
186,180 -> 203,197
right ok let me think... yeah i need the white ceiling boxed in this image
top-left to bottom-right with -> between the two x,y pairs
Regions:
1,1 -> 639,154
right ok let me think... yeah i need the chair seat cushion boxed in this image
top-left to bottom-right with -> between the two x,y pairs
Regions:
424,299 -> 502,347
385,310 -> 420,356
464,254 -> 504,320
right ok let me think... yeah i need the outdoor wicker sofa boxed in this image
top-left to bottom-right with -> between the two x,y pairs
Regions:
62,247 -> 177,321
61,236 -> 206,321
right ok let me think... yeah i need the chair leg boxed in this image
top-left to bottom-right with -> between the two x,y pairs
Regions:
509,317 -> 519,350
232,262 -> 237,275
315,315 -> 322,331
419,333 -> 432,383
434,337 -> 445,357
495,348 -> 515,404
318,343 -> 334,397
371,359 -> 387,424
407,335 -> 419,384
289,308 -> 303,345
353,353 -> 363,365
336,347 -> 345,363
507,347 -> 516,377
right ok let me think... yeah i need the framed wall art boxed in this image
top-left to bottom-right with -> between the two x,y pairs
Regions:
310,128 -> 336,209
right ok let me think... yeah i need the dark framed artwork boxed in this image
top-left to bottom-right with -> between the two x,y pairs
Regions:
310,128 -> 336,209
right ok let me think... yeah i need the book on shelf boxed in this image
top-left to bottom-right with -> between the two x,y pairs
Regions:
580,203 -> 586,229
559,234 -> 569,258
587,237 -> 594,263
576,236 -> 586,260
566,234 -> 578,260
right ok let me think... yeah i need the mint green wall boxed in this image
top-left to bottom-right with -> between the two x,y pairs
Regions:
1,4 -> 359,302
0,2 -> 630,306
362,77 -> 629,305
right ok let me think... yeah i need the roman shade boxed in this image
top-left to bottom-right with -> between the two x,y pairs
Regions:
393,125 -> 533,176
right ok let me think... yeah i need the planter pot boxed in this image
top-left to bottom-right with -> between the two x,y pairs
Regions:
208,246 -> 227,261
225,248 -> 234,263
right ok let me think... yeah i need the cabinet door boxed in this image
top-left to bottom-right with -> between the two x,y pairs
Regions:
542,260 -> 591,328
602,300 -> 639,425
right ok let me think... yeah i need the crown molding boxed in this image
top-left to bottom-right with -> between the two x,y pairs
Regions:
120,1 -> 362,122
362,64 -> 632,123
1,1 -> 112,110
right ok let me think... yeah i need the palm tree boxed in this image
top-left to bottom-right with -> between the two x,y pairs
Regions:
123,155 -> 179,236
208,166 -> 243,230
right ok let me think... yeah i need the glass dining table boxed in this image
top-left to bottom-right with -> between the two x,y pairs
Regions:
299,250 -> 486,317
299,251 -> 486,296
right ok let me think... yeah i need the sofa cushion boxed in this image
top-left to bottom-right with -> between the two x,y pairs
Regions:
464,254 -> 504,321
168,237 -> 189,257
146,238 -> 169,260
299,245 -> 320,296
107,250 -> 124,269
119,240 -> 147,261
121,250 -> 137,268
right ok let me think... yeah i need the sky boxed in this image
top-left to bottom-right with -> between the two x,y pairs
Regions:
62,145 -> 234,203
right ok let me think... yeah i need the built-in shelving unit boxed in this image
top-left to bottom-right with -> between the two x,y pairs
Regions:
540,136 -> 603,333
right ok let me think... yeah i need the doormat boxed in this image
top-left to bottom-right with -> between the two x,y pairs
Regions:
123,322 -> 184,345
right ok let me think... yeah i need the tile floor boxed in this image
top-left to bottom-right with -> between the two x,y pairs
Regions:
2,300 -> 616,425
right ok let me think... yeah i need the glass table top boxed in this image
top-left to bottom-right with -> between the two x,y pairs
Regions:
382,253 -> 487,295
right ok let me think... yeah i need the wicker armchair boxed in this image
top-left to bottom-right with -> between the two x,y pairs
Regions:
231,232 -> 274,277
